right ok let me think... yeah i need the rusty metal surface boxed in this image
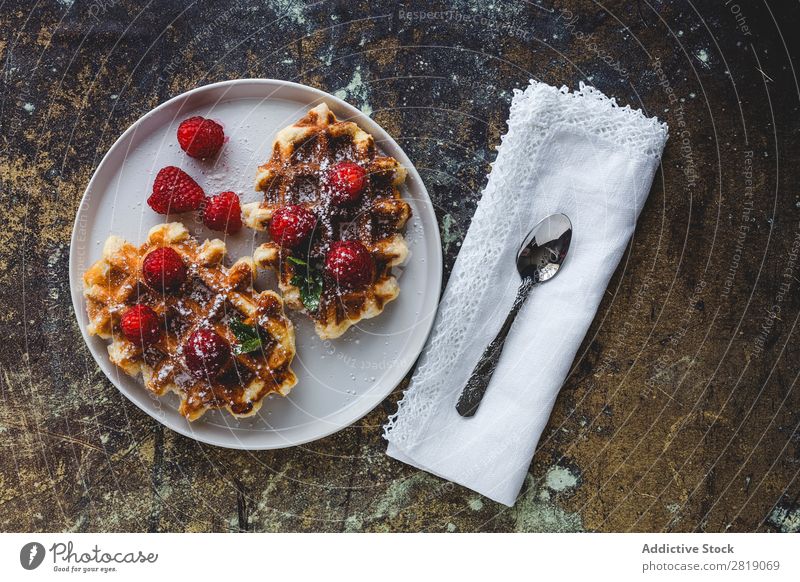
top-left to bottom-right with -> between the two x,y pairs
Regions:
1,0 -> 799,532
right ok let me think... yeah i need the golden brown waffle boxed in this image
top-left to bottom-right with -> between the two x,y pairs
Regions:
82,222 -> 297,421
243,103 -> 411,339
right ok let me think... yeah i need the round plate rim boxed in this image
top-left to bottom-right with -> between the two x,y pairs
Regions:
68,78 -> 443,450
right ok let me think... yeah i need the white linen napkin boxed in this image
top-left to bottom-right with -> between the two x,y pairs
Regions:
384,81 -> 669,506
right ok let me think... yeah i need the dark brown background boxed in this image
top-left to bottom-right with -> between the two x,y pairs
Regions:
1,0 -> 799,532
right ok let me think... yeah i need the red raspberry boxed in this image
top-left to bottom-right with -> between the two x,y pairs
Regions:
177,116 -> 225,159
326,161 -> 367,205
147,166 -> 206,214
120,304 -> 162,345
325,241 -> 375,289
202,191 -> 242,234
142,247 -> 187,292
269,205 -> 317,248
184,328 -> 230,377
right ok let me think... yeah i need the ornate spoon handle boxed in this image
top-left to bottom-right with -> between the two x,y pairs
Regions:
455,276 -> 536,417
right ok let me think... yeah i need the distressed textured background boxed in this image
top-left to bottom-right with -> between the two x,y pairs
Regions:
1,0 -> 799,532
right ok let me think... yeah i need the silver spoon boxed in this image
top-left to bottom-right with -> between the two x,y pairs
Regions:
456,213 -> 573,417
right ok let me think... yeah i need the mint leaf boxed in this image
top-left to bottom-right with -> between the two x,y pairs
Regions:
229,317 -> 262,355
229,318 -> 257,339
286,256 -> 308,267
288,255 -> 323,313
293,271 -> 323,312
235,337 -> 262,355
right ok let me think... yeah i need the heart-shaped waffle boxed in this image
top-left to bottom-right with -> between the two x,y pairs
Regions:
243,103 -> 412,339
82,222 -> 297,421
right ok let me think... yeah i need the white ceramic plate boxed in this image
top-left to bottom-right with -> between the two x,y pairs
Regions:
69,79 -> 442,449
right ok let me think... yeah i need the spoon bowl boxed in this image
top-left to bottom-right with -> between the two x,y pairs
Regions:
516,213 -> 572,282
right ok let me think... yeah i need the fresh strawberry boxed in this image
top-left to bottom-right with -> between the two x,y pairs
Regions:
147,166 -> 206,214
184,328 -> 230,377
325,240 -> 374,289
202,191 -> 242,234
120,304 -> 162,345
326,161 -> 367,205
142,247 -> 187,292
177,116 -> 225,159
269,205 -> 317,248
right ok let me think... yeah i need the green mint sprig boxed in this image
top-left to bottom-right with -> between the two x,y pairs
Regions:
229,317 -> 262,355
287,255 -> 323,313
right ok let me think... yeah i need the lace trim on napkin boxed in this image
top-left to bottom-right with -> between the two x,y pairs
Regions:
383,81 -> 668,446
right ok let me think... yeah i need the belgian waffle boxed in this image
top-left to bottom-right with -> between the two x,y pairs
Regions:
243,103 -> 412,339
82,222 -> 297,421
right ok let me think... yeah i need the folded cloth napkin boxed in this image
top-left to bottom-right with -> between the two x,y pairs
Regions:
384,81 -> 669,506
